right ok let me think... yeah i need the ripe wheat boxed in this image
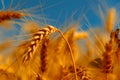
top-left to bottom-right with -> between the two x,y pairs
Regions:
0,1 -> 120,80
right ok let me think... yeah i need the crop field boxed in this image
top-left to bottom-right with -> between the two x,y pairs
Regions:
0,0 -> 119,80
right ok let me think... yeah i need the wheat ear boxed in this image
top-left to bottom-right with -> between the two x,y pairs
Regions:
0,10 -> 25,22
106,8 -> 116,32
22,25 -> 57,64
102,29 -> 117,79
39,38 -> 49,74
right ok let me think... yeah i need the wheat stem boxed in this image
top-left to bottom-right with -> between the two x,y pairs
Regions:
57,30 -> 78,80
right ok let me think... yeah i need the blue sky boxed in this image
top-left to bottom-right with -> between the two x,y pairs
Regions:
0,0 -> 120,33
38,0 -> 120,28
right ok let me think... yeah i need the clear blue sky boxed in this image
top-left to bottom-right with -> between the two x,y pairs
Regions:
1,0 -> 120,29
38,0 -> 120,29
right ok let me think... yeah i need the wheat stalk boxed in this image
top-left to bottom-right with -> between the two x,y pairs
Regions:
55,27 -> 79,80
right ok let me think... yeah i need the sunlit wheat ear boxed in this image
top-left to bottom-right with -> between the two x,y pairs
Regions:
102,29 -> 117,79
22,25 -> 57,64
0,10 -> 27,28
0,10 -> 26,22
106,8 -> 116,32
39,38 -> 49,74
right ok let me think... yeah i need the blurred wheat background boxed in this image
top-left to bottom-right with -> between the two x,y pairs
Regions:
0,0 -> 120,80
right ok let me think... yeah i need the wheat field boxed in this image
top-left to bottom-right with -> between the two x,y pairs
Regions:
0,0 -> 120,80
